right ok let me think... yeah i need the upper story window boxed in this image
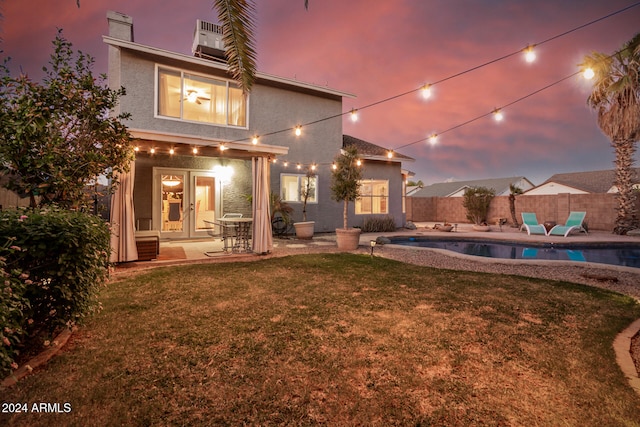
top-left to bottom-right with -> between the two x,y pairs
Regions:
356,179 -> 388,214
281,174 -> 317,203
157,66 -> 247,128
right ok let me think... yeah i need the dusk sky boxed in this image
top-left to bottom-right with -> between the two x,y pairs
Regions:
2,0 -> 640,185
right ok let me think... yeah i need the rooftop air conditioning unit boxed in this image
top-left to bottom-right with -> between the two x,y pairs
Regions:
192,19 -> 226,60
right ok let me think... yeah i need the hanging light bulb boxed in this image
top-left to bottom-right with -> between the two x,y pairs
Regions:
252,136 -> 259,145
387,150 -> 394,159
283,161 -> 289,167
311,164 -> 317,171
524,46 -> 536,63
493,109 -> 504,122
219,144 -> 227,151
421,84 -> 432,100
192,147 -> 198,154
294,126 -> 302,137
429,134 -> 438,145
583,67 -> 595,80
134,146 -> 140,152
169,148 -> 175,155
296,163 -> 301,170
350,109 -> 359,122
150,148 -> 156,154
332,162 -> 337,170
356,159 -> 362,167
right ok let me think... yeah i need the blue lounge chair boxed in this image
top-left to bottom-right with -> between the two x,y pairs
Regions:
521,212 -> 547,235
549,212 -> 587,237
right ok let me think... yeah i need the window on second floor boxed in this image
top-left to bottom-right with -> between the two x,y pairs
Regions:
157,66 -> 247,128
356,179 -> 388,214
281,174 -> 317,203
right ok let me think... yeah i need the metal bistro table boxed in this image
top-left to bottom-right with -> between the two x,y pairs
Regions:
218,217 -> 253,253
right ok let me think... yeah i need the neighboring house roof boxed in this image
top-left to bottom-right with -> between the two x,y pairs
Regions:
527,168 -> 640,194
411,176 -> 534,197
343,135 -> 414,163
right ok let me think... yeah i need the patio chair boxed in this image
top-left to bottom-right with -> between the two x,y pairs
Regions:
548,212 -> 587,237
520,212 -> 547,235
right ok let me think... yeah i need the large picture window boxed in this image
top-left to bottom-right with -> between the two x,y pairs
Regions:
281,174 -> 317,203
157,66 -> 247,127
356,180 -> 388,214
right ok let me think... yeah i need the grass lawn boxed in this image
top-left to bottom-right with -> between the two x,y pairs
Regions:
2,253 -> 640,426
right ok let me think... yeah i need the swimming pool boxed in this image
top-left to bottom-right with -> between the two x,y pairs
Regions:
388,236 -> 640,269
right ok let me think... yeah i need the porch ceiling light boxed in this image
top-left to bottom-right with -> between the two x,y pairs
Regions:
162,176 -> 181,187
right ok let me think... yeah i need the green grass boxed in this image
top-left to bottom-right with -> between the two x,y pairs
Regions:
2,254 -> 640,426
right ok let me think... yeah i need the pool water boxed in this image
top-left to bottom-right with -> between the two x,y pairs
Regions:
389,236 -> 640,269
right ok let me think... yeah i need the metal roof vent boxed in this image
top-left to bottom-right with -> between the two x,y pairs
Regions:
192,19 -> 226,61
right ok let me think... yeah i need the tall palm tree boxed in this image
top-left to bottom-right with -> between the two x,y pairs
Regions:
508,184 -> 523,227
582,33 -> 640,234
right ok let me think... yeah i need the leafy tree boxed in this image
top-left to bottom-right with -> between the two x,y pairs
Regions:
407,180 -> 424,188
300,167 -> 316,222
0,31 -> 134,209
582,33 -> 640,234
462,186 -> 495,225
330,146 -> 363,229
508,183 -> 523,227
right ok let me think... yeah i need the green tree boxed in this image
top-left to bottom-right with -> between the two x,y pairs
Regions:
330,146 -> 363,229
582,33 -> 640,234
0,31 -> 134,209
508,183 -> 523,227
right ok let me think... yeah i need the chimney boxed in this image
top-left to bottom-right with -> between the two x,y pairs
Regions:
107,11 -> 134,42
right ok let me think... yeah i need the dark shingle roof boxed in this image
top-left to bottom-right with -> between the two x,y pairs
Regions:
343,135 -> 414,161
412,176 -> 532,197
539,168 -> 640,193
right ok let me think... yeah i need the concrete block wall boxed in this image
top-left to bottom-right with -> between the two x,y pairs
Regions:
406,193 -> 640,231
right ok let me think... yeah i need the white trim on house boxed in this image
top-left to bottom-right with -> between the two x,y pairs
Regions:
523,182 -> 589,195
128,129 -> 289,156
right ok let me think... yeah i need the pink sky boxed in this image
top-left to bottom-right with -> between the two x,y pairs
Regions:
2,0 -> 640,185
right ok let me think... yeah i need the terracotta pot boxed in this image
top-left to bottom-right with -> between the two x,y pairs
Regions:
293,221 -> 315,240
335,228 -> 361,251
472,224 -> 491,232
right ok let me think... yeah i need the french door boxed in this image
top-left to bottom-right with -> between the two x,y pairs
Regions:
153,168 -> 219,239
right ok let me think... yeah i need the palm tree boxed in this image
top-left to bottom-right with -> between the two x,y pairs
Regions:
508,184 -> 523,227
582,33 -> 640,234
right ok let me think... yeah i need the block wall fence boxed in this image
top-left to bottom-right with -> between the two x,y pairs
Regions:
406,193 -> 640,231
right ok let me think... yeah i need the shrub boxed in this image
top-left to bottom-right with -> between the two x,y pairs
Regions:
462,186 -> 496,225
0,242 -> 31,377
0,207 -> 110,375
361,215 -> 397,233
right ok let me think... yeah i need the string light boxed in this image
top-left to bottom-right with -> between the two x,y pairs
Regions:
219,144 -> 227,151
311,164 -> 317,171
493,109 -> 504,122
524,46 -> 536,63
583,67 -> 595,79
420,84 -> 432,99
294,126 -> 302,137
387,150 -> 394,159
332,162 -> 337,170
429,134 -> 438,145
192,147 -> 198,154
284,161 -> 288,167
150,148 -> 156,154
252,136 -> 259,145
296,163 -> 301,170
356,159 -> 362,166
169,148 -> 175,155
350,109 -> 358,122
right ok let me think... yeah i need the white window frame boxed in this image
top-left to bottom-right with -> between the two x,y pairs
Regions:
155,64 -> 249,129
356,179 -> 389,215
280,173 -> 318,204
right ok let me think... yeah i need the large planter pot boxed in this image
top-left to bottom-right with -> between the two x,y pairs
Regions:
294,221 -> 315,240
472,224 -> 491,232
336,228 -> 361,251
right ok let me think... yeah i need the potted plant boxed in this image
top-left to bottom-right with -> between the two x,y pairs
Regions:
330,146 -> 363,250
462,186 -> 495,231
293,167 -> 316,239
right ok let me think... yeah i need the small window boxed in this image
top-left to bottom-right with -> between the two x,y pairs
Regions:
281,174 -> 317,203
356,180 -> 388,214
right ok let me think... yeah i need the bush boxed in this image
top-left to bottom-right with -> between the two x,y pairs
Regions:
361,215 -> 397,233
462,187 -> 495,225
0,207 -> 111,376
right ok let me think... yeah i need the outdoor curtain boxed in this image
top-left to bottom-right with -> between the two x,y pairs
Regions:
252,156 -> 273,254
110,160 -> 138,262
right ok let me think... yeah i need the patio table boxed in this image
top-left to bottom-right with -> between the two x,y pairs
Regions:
219,217 -> 253,253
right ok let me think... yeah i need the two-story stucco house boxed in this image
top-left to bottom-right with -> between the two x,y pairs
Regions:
105,11 -> 412,261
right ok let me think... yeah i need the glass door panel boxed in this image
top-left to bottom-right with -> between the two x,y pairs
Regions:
194,175 -> 216,232
161,173 -> 186,233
